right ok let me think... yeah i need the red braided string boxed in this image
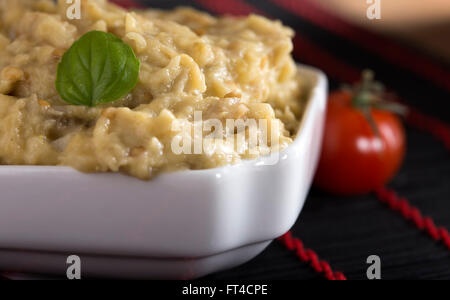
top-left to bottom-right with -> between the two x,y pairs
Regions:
375,188 -> 450,250
277,232 -> 347,280
379,107 -> 450,249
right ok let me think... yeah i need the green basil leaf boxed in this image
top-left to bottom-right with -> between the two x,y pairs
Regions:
55,31 -> 140,107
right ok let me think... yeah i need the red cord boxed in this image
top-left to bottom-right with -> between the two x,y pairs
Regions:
277,232 -> 347,280
375,188 -> 450,250
392,107 -> 450,250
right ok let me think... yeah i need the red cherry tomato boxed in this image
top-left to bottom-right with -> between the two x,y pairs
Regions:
314,90 -> 406,196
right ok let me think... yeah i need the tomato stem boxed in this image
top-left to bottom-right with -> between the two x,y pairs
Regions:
362,107 -> 380,136
348,70 -> 408,135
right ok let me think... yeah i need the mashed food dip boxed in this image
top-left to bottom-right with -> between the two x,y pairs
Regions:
0,0 -> 306,179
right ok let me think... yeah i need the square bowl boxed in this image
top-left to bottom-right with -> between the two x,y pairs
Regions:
0,65 -> 327,279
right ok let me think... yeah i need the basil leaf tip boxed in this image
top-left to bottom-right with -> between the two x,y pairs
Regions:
55,31 -> 140,107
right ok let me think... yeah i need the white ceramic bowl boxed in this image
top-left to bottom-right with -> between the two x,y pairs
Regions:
0,65 -> 327,279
